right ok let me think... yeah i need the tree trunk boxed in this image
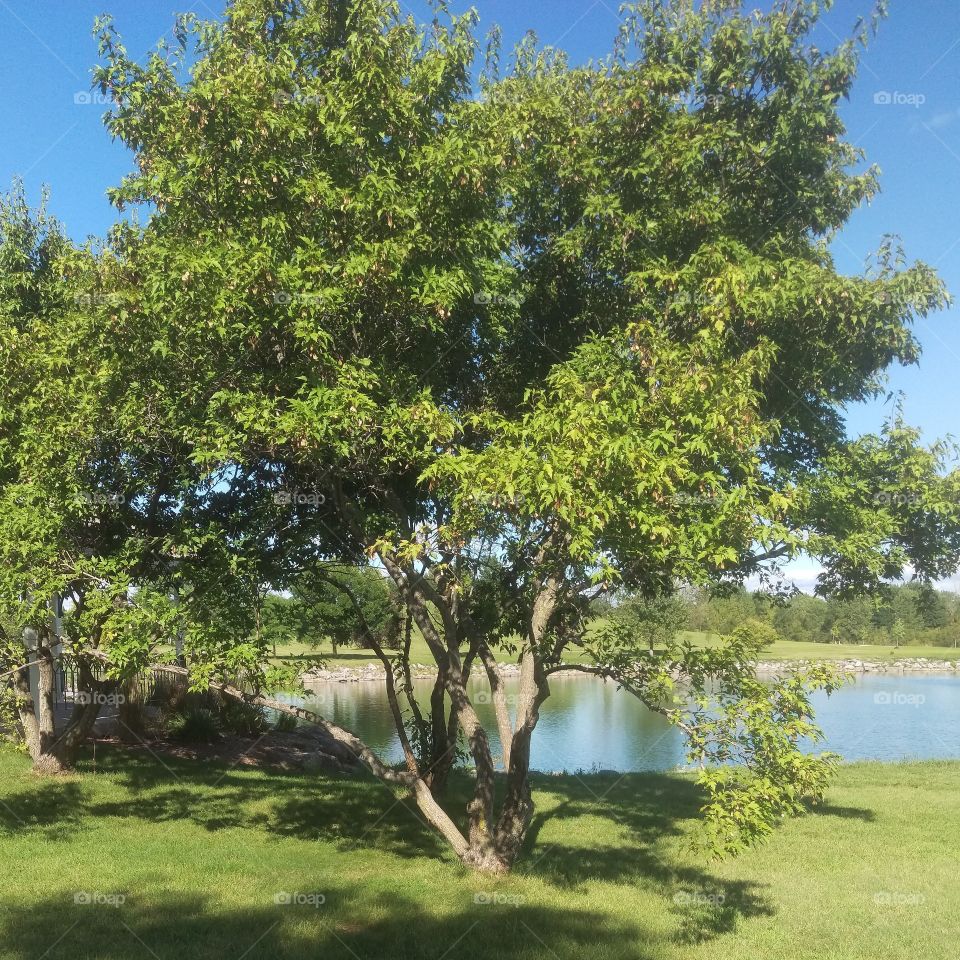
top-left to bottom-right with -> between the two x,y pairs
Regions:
489,580 -> 558,868
12,657 -> 45,765
427,700 -> 459,796
12,642 -> 73,774
425,673 -> 457,794
11,643 -> 110,774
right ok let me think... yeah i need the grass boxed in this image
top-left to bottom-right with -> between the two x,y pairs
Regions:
2,745 -> 958,959
684,633 -> 960,662
273,630 -> 960,669
270,633 -> 438,667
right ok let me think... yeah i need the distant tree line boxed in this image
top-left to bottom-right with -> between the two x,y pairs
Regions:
676,585 -> 960,647
288,577 -> 960,653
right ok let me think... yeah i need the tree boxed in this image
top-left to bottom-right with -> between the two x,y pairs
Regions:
772,593 -> 831,643
915,586 -> 951,630
6,0 -> 960,871
0,186 -> 197,771
263,567 -> 401,656
827,598 -> 874,645
610,590 -> 688,651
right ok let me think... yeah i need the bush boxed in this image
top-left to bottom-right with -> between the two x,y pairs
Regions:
217,697 -> 268,736
156,682 -> 267,739
166,707 -> 222,743
274,712 -> 298,732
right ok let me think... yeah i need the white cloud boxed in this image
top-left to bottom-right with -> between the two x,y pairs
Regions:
926,107 -> 960,130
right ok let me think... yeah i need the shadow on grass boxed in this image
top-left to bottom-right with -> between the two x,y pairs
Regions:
806,802 -> 876,822
0,778 -> 86,842
0,886 -> 653,960
75,744 -> 448,860
1,746 -> 876,951
521,772 -> 775,944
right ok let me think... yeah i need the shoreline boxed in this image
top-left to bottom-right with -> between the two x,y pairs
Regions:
301,656 -> 960,684
755,657 -> 960,675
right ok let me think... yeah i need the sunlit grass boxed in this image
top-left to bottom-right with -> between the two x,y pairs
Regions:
2,746 -> 958,959
271,629 -> 960,669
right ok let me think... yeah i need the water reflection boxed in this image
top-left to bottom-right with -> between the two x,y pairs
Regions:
278,671 -> 960,773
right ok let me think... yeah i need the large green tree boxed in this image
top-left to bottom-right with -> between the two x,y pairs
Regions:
4,0 -> 960,872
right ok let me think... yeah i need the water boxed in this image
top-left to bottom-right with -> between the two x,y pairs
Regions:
282,671 -> 960,773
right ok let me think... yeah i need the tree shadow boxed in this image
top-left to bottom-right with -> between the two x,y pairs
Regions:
265,782 -> 451,859
520,772 -> 775,944
0,779 -> 87,842
73,744 -> 451,859
4,746 -> 877,951
805,802 -> 876,822
0,887 -> 653,960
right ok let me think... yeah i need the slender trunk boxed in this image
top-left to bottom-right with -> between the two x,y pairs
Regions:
35,645 -> 57,748
449,680 -> 498,862
14,640 -> 72,775
426,672 -> 457,794
368,638 -> 420,775
490,579 -> 559,867
493,647 -> 549,866
410,779 -> 470,860
427,700 -> 459,796
12,659 -> 43,762
477,641 -> 513,770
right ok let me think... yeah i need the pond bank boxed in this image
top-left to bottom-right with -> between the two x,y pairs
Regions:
756,657 -> 960,675
302,656 -> 960,683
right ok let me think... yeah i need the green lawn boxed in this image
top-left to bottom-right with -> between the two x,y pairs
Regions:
766,639 -> 959,660
273,631 -> 960,670
2,746 -> 958,959
682,633 -> 960,662
271,632 -> 438,667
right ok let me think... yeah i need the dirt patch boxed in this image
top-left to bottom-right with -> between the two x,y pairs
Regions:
91,727 -> 362,774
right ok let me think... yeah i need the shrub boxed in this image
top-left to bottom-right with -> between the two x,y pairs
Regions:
217,697 -> 268,736
166,707 -> 222,743
274,712 -> 298,732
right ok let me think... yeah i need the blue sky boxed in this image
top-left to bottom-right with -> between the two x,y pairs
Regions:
1,0 -> 957,589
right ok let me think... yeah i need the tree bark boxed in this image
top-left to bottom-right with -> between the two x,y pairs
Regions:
477,640 -> 514,770
490,577 -> 559,867
11,659 -> 44,764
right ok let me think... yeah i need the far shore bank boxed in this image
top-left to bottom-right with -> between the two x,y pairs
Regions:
300,655 -> 960,684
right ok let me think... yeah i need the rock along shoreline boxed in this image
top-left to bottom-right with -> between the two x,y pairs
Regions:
302,656 -> 960,684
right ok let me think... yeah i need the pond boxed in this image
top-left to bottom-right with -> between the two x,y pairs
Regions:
282,671 -> 960,773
